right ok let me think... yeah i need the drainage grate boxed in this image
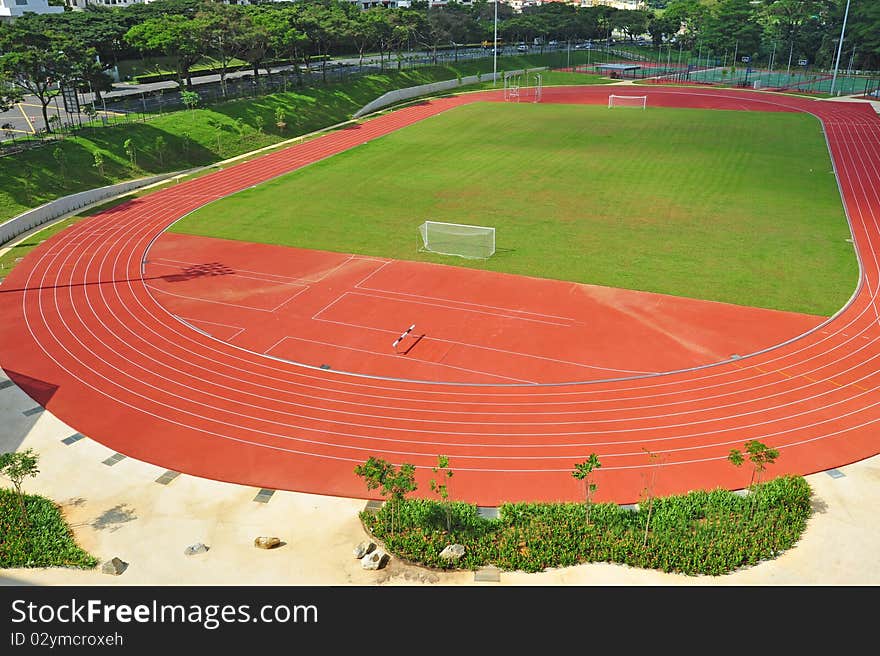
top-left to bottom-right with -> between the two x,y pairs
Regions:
477,506 -> 499,520
363,500 -> 383,515
619,503 -> 639,511
474,566 -> 501,583
62,433 -> 85,446
155,470 -> 180,485
22,406 -> 44,416
102,453 -> 126,467
826,468 -> 846,479
0,379 -> 14,390
253,488 -> 275,503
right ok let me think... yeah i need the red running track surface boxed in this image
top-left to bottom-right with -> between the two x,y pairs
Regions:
145,233 -> 824,385
1,86 -> 879,505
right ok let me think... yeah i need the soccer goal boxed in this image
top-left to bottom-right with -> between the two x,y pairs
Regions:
418,221 -> 496,259
608,94 -> 647,109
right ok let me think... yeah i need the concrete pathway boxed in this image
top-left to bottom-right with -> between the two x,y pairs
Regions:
1,366 -> 877,586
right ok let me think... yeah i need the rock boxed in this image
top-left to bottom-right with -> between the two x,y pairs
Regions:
184,542 -> 209,556
254,536 -> 282,550
439,544 -> 466,561
361,549 -> 388,570
101,557 -> 128,576
353,541 -> 376,559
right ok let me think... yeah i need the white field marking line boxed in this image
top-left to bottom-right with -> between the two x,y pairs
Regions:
150,255 -> 366,284
148,259 -> 309,288
152,256 -> 322,284
355,285 -> 584,325
20,101 -> 880,446
266,335 -> 537,385
350,259 -> 393,289
310,315 -> 656,376
46,94 -> 880,418
178,316 -> 246,341
324,290 -> 574,328
145,284 -> 290,313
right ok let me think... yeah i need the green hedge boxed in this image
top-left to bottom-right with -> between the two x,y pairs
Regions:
360,475 -> 813,576
0,489 -> 98,569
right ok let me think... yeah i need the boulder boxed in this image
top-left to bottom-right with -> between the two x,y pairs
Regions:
353,541 -> 376,559
361,549 -> 388,570
101,557 -> 128,576
254,536 -> 282,550
439,544 -> 466,562
184,542 -> 209,556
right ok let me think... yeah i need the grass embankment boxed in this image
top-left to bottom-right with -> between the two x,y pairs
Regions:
361,476 -> 812,576
0,51 -> 603,227
0,489 -> 97,569
174,102 -> 855,316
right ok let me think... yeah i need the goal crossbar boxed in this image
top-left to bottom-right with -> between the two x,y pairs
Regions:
608,94 -> 647,109
419,221 -> 495,259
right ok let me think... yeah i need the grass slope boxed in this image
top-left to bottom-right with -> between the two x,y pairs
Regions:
173,102 -> 855,316
0,52 -> 602,227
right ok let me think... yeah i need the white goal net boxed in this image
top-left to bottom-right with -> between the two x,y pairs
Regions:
608,94 -> 647,109
418,221 -> 496,259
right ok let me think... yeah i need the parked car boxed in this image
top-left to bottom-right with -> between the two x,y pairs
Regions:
516,44 -> 528,52
548,40 -> 559,47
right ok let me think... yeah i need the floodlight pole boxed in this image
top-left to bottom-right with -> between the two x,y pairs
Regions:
493,0 -> 498,88
830,0 -> 851,97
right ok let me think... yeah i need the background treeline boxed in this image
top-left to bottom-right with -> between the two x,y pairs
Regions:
2,0 -> 878,92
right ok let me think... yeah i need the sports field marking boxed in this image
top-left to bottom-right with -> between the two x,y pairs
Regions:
309,314 -> 657,376
264,335 -> 537,384
316,290 -> 575,328
177,316 -> 246,341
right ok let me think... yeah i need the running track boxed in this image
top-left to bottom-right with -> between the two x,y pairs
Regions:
1,86 -> 879,505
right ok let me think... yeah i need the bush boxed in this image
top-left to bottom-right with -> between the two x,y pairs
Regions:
360,476 -> 812,576
0,489 -> 98,569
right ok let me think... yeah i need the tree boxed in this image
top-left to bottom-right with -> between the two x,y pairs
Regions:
274,106 -> 286,131
728,440 -> 780,491
0,25 -> 89,132
354,456 -> 417,537
125,14 -> 205,90
429,454 -> 454,533
197,0 -> 245,100
154,135 -> 167,167
180,89 -> 200,111
0,449 -> 40,525
53,146 -> 66,181
640,448 -> 663,547
572,454 -> 601,525
123,137 -> 136,167
0,73 -> 22,113
92,150 -> 105,177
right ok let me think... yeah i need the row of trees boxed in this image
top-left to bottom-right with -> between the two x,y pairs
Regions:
1,0 -> 878,134
355,439 -> 779,543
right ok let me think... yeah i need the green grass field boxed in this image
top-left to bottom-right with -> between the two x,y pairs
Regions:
173,102 -> 857,316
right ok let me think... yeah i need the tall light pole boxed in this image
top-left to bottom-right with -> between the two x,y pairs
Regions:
830,0 -> 852,97
493,0 -> 498,87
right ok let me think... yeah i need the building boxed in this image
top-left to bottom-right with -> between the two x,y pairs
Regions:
0,0 -> 63,20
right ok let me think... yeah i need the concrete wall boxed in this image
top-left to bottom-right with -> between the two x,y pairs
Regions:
353,68 -> 547,118
0,173 -> 178,246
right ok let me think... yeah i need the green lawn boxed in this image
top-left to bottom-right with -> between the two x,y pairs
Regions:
173,102 -> 855,316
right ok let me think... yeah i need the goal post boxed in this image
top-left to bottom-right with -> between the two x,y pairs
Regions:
608,94 -> 647,109
418,221 -> 496,259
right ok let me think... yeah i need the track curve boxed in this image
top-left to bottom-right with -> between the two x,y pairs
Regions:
2,86 -> 879,505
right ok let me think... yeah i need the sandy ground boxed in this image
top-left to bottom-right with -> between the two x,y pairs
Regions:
1,368 -> 878,587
